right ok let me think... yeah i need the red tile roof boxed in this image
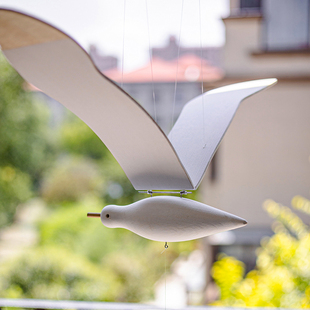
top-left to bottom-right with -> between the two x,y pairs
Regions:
104,54 -> 223,83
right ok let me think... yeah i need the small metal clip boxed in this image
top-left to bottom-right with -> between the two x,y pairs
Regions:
138,190 -> 192,196
180,190 -> 188,198
161,241 -> 169,254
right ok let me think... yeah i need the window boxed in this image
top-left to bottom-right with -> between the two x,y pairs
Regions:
240,0 -> 262,11
263,0 -> 310,50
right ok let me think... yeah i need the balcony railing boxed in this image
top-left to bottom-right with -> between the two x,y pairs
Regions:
0,299 -> 155,310
0,298 -> 234,310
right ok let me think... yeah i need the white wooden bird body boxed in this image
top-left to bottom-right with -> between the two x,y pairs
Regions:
100,196 -> 247,242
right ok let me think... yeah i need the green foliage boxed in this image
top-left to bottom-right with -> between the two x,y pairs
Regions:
0,54 -> 53,179
0,246 -> 120,301
0,166 -> 32,227
39,197 -> 103,252
212,196 -> 310,308
41,156 -> 103,204
60,115 -> 108,160
0,54 -> 54,227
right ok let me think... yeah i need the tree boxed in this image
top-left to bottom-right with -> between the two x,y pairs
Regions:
0,54 -> 54,227
211,196 -> 310,308
41,156 -> 103,204
59,114 -> 108,160
0,246 -> 120,301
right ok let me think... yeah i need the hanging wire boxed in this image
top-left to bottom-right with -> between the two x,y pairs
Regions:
145,0 -> 157,122
171,0 -> 184,133
199,0 -> 207,148
165,248 -> 167,310
121,0 -> 126,88
160,242 -> 168,310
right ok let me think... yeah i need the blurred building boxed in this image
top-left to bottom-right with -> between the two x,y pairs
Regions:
202,0 -> 310,279
152,35 -> 222,68
104,39 -> 223,134
89,44 -> 118,71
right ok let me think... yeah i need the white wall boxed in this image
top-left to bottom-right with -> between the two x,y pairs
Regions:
202,11 -> 310,230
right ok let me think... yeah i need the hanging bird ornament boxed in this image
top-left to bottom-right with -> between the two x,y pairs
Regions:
0,8 -> 277,243
88,196 -> 247,242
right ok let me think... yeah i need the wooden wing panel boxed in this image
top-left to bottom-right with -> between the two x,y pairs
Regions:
169,79 -> 277,189
0,9 -> 193,190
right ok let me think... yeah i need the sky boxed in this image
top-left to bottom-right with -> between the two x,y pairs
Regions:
0,0 -> 229,70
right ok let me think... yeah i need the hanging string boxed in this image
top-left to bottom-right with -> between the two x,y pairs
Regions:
199,0 -> 206,148
161,242 -> 168,310
145,0 -> 157,122
171,0 -> 184,133
121,0 -> 126,88
165,247 -> 167,310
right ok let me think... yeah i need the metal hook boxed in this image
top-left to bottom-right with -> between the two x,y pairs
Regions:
161,242 -> 169,254
180,190 -> 186,198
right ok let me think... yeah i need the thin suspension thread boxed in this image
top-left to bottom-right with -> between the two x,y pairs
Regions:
161,242 -> 168,310
165,248 -> 167,310
199,0 -> 206,148
145,0 -> 157,122
121,0 -> 126,88
171,0 -> 184,134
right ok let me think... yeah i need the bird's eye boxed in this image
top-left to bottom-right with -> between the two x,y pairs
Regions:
106,214 -> 110,218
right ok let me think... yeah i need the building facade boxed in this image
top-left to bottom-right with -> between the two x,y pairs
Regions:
202,0 -> 310,275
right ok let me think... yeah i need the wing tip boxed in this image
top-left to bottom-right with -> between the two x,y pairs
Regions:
0,7 -> 67,51
208,78 -> 278,95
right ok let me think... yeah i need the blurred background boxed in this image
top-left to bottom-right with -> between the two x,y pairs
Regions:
0,0 -> 310,308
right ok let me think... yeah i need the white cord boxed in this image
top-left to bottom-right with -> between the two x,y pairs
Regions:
171,0 -> 185,136
145,0 -> 157,122
199,0 -> 206,148
121,0 -> 126,88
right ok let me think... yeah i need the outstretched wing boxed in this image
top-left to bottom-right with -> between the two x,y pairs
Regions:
0,8 -> 277,191
0,8 -> 193,190
169,78 -> 277,189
